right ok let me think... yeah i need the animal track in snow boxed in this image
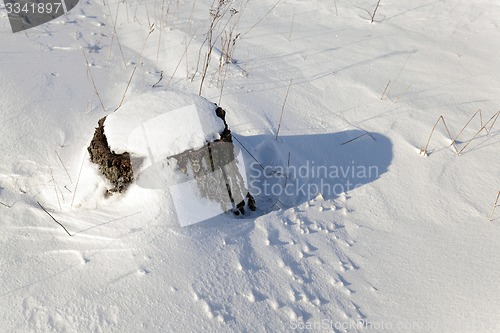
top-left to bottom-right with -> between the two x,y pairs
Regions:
191,290 -> 234,323
244,194 -> 364,326
242,289 -> 268,303
22,296 -> 119,332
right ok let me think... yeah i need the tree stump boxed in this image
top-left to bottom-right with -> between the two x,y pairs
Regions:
87,105 -> 255,214
87,117 -> 133,193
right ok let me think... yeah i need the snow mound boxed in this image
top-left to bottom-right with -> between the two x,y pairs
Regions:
104,91 -> 225,163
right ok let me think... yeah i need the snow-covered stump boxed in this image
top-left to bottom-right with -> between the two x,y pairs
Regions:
88,91 -> 255,221
87,117 -> 133,193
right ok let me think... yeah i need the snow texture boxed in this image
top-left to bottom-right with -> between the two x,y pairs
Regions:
105,91 -> 225,161
0,0 -> 499,332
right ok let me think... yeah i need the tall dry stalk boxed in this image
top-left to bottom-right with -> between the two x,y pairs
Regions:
276,79 -> 293,140
371,0 -> 381,23
456,111 -> 499,155
381,80 -> 390,100
156,0 -> 168,68
82,50 -> 106,113
199,0 -> 230,96
387,53 -> 411,99
489,192 -> 500,221
420,116 -> 456,156
114,24 -> 155,112
107,1 -> 127,67
241,0 -> 281,38
421,110 -> 499,156
288,8 -> 296,41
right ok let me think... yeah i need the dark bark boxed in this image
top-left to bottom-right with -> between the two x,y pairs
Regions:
87,117 -> 133,193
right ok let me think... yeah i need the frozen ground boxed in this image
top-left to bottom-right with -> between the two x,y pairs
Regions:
0,0 -> 499,332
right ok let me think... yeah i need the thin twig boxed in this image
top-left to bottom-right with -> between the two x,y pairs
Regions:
124,0 -> 129,22
185,36 -> 190,78
193,2 -> 233,84
107,3 -> 116,58
452,109 -> 482,144
37,201 -> 72,236
113,24 -> 155,112
218,55 -> 230,105
288,8 -> 295,41
420,115 -> 456,155
114,66 -> 137,112
283,151 -> 291,188
72,211 -> 142,235
107,1 -> 127,67
371,0 -> 381,23
156,0 -> 167,67
167,30 -> 196,87
140,24 -> 156,61
489,191 -> 500,221
241,0 -> 282,38
55,150 -> 72,183
486,111 -> 499,134
199,0 -> 229,95
133,1 -> 139,23
394,83 -> 412,103
387,53 -> 411,98
187,0 -> 197,32
381,80 -> 390,100
0,201 -> 13,208
145,0 -> 151,27
152,71 -> 163,88
233,136 -> 265,170
456,111 -> 499,155
47,152 -> 62,211
82,50 -> 106,113
72,153 -> 85,208
340,133 -> 369,146
276,79 -> 293,140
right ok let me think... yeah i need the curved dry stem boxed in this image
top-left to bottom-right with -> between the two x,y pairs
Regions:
420,115 -> 456,155
457,111 -> 500,155
452,109 -> 482,144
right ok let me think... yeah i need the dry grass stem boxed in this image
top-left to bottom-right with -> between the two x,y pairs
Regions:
489,192 -> 500,221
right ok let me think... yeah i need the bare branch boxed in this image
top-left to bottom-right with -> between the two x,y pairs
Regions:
37,201 -> 72,237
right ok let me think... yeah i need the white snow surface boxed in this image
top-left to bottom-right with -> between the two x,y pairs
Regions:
1,0 -> 499,332
104,90 -> 224,161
